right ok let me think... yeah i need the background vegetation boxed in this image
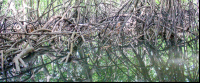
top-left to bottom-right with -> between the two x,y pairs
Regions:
0,0 -> 199,82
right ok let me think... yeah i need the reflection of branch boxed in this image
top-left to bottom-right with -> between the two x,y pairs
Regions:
130,44 -> 151,81
105,50 -> 133,80
61,32 -> 76,63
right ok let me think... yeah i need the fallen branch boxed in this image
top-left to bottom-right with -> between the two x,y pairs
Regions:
13,47 -> 34,71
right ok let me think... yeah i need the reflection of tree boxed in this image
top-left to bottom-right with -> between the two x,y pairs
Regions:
0,0 -> 199,82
